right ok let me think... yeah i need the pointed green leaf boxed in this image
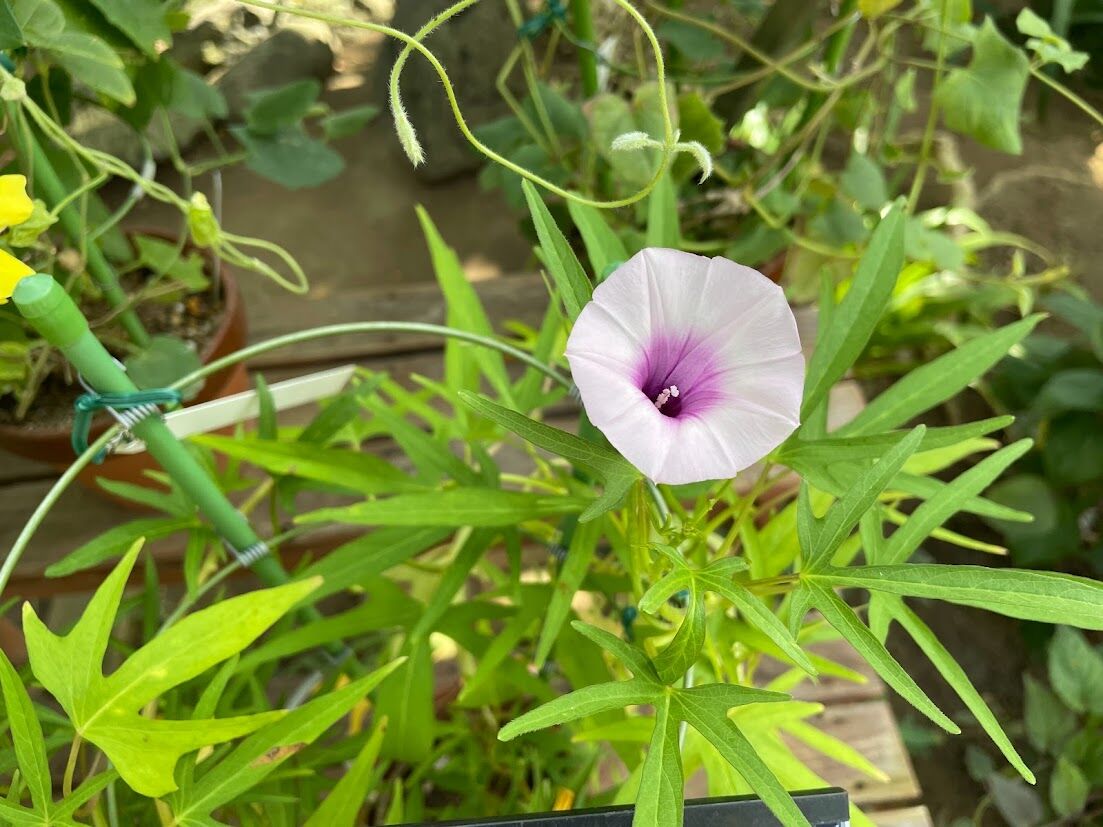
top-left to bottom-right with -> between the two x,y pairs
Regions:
802,202 -> 904,418
236,581 -> 421,672
51,771 -> 117,820
640,570 -> 693,615
880,439 -> 1033,564
536,516 -> 602,666
499,680 -> 659,741
296,526 -> 451,602
174,659 -> 403,820
674,687 -> 810,826
193,435 -> 424,496
571,621 -> 661,682
805,580 -> 958,733
1024,674 -> 1076,753
653,578 -> 706,683
700,573 -> 816,677
45,516 -> 198,577
780,416 -> 1014,468
1048,627 -> 1103,715
303,720 -> 387,827
796,482 -> 820,559
244,79 -> 320,135
460,391 -> 639,520
0,799 -> 40,825
298,489 -> 588,527
1051,755 -> 1089,818
632,695 -> 683,827
840,316 -> 1042,435
254,374 -> 277,440
48,32 -> 136,105
522,180 -> 592,319
807,426 -> 926,571
677,682 -> 791,709
567,200 -> 629,279
935,18 -> 1030,154
298,375 -> 384,445
376,641 -> 434,763
85,0 -> 171,55
0,650 -> 50,814
893,473 -> 1032,523
882,594 -> 1033,782
0,2 -> 22,50
513,301 -> 566,413
364,397 -> 480,486
787,584 -> 814,640
781,718 -> 890,783
460,603 -> 542,703
814,565 -> 1103,630
24,542 -> 320,797
645,172 -> 679,248
417,207 -> 516,406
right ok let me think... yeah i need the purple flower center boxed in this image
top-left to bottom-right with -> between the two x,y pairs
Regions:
636,333 -> 727,419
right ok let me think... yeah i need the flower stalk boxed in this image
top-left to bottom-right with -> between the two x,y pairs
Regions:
4,103 -> 150,347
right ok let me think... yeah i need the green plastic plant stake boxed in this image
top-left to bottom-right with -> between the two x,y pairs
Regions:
571,0 -> 599,97
5,104 -> 150,347
13,274 -> 287,588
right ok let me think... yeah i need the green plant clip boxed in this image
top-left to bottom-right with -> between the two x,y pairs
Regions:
71,388 -> 182,463
518,0 -> 567,39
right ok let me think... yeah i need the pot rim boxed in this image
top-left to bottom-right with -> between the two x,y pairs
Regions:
0,228 -> 246,440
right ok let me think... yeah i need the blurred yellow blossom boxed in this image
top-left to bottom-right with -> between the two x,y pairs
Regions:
0,249 -> 33,304
0,175 -> 33,230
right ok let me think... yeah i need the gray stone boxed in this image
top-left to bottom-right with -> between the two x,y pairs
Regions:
167,20 -> 221,74
215,23 -> 336,119
384,0 -> 517,182
68,105 -> 204,167
68,107 -> 145,169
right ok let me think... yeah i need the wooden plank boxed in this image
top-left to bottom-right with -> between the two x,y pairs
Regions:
0,375 -> 863,585
0,288 -> 824,486
683,696 -> 920,810
0,349 -> 455,573
872,806 -> 934,827
0,274 -> 548,485
785,699 -> 921,807
246,273 -> 551,368
757,636 -> 885,704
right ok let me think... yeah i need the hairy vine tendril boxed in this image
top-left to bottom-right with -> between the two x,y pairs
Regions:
240,0 -> 694,209
0,67 -> 310,294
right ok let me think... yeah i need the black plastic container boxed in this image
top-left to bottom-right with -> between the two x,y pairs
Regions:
401,789 -> 850,826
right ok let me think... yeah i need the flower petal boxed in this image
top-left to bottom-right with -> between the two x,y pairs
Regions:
0,175 -> 34,231
0,248 -> 34,304
568,350 -> 676,479
566,247 -> 805,484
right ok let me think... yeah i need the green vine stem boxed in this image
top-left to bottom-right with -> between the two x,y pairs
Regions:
4,104 -> 151,346
908,0 -> 949,210
570,0 -> 599,97
0,67 -> 310,295
0,321 -> 571,596
62,735 -> 82,798
241,0 -> 681,210
1030,64 -> 1103,127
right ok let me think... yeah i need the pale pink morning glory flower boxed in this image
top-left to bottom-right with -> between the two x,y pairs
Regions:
565,248 -> 804,485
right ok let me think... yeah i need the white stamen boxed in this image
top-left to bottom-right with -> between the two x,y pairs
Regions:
654,385 -> 680,410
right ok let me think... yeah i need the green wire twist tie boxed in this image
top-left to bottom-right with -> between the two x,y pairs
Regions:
518,0 -> 566,38
72,387 -> 183,463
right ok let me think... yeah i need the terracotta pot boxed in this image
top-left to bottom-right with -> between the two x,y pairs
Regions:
760,251 -> 787,284
0,230 -> 249,496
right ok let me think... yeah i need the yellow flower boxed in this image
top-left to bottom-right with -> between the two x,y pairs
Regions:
0,248 -> 33,304
0,175 -> 34,231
